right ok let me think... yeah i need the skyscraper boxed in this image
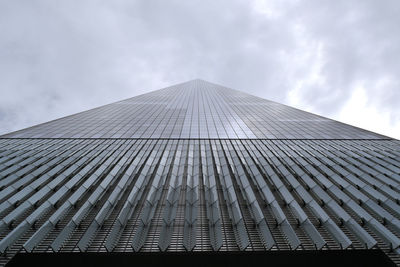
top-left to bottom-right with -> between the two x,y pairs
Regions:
0,80 -> 399,266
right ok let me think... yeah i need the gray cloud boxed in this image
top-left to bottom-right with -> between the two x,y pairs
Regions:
286,1 -> 400,114
0,0 -> 399,138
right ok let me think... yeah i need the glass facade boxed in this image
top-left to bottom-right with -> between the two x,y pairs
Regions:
1,80 -> 387,139
0,80 -> 399,266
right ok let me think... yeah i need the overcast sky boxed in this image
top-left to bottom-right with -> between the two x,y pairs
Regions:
1,0 -> 399,139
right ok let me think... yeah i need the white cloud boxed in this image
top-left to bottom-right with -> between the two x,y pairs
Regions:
0,0 -> 399,139
338,85 -> 400,139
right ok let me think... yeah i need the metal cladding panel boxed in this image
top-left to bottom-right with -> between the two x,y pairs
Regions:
0,139 -> 400,263
0,80 -> 399,266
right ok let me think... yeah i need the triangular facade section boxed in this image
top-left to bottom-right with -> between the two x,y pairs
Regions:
1,79 -> 388,139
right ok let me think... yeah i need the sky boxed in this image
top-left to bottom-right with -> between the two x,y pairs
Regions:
0,0 -> 399,139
